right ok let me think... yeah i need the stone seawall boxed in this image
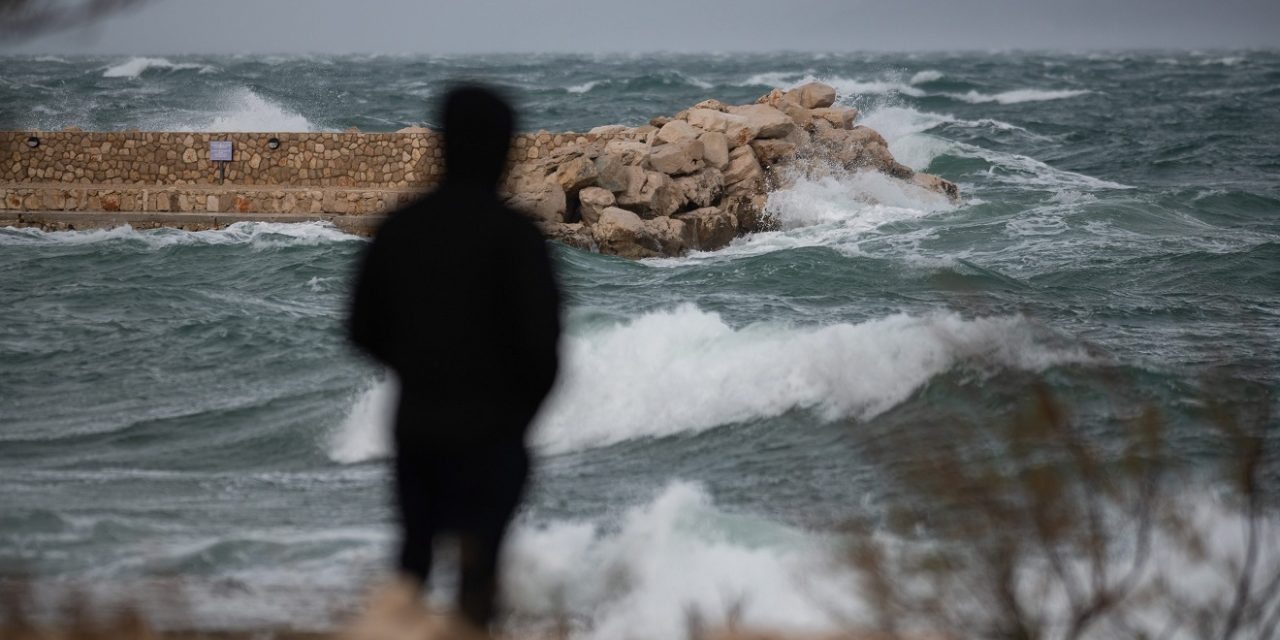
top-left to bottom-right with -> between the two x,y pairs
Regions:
1,129 -> 642,218
3,82 -> 958,256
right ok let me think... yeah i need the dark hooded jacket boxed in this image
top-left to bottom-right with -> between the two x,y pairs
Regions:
348,87 -> 561,448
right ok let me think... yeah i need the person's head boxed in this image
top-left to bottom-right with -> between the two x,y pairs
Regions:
439,84 -> 515,189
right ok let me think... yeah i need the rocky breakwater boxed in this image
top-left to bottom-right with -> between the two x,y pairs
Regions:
503,82 -> 958,259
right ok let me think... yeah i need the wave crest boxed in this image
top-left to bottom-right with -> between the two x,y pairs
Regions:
103,57 -> 214,79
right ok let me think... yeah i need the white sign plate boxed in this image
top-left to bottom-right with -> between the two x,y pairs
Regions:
209,140 -> 233,162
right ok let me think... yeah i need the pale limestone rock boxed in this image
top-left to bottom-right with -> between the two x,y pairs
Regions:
644,217 -> 690,256
182,148 -> 198,164
596,156 -> 644,193
911,172 -> 960,201
723,145 -> 765,195
724,118 -> 761,149
811,106 -> 859,129
691,98 -> 730,112
726,104 -> 796,139
698,131 -> 730,170
755,88 -> 787,107
588,124 -> 629,135
674,206 -> 738,251
552,155 -> 598,192
672,168 -> 724,210
647,139 -> 705,176
780,101 -> 814,127
617,170 -> 680,218
656,119 -> 701,144
396,126 -> 430,133
540,222 -> 594,251
786,82 -> 838,109
505,181 -> 567,223
592,206 -> 656,259
686,108 -> 748,134
749,139 -> 799,166
725,193 -> 773,233
603,139 -> 650,166
577,186 -> 615,225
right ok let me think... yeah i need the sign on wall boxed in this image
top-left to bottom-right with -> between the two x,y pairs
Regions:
209,141 -> 233,162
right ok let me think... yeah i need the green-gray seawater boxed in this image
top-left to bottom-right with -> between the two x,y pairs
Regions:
1,51 -> 1278,634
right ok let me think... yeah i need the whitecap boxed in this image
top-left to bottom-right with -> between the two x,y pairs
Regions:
0,221 -> 360,249
565,80 -> 601,94
532,305 -> 1090,454
909,69 -> 944,84
102,56 -> 212,79
942,88 -> 1091,105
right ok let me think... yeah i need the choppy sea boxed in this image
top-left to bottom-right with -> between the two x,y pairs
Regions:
1,51 -> 1278,637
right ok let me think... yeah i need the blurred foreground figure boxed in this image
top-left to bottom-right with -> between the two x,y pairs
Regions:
348,85 -> 561,631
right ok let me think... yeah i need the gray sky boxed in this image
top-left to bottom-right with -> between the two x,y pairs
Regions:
8,0 -> 1280,54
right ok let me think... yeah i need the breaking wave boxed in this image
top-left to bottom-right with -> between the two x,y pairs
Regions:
0,221 -> 360,249
103,57 -> 215,79
329,305 -> 1091,461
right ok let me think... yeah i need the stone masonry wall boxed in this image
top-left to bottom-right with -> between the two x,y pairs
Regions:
0,130 -> 645,216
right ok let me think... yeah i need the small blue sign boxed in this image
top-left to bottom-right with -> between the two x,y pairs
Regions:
209,140 -> 233,161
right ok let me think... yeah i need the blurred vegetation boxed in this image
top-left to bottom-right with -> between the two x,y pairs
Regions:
843,371 -> 1278,640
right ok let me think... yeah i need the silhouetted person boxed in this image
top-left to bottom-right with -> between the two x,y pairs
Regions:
348,85 -> 560,630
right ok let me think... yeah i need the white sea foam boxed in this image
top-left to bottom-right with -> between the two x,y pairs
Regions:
765,170 -> 953,230
504,482 -> 857,639
533,306 -> 1090,453
738,72 -> 1087,108
855,105 -> 954,170
0,221 -> 360,249
328,303 -> 1089,461
199,87 -> 315,132
965,145 -> 1132,191
565,80 -> 601,94
942,88 -> 1091,105
328,379 -> 397,465
102,56 -> 213,79
909,69 -> 944,84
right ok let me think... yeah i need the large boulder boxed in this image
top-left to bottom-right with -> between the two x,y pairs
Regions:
577,186 -> 616,225
723,145 -> 766,195
698,131 -> 730,170
725,193 -> 773,233
686,108 -> 747,134
588,124 -> 629,135
749,139 -> 799,166
691,98 -> 730,112
674,206 -> 738,251
505,181 -> 567,224
604,139 -> 650,165
591,207 -> 689,258
726,104 -> 797,140
911,172 -> 960,201
673,168 -> 725,210
616,170 -> 681,218
540,222 -> 594,251
644,217 -> 691,256
785,82 -> 838,109
592,207 -> 655,259
810,106 -> 858,129
593,154 -> 630,192
655,119 -> 701,144
647,139 -> 705,176
551,155 -> 598,192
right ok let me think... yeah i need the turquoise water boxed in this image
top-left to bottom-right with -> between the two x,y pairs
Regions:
1,52 -> 1278,634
